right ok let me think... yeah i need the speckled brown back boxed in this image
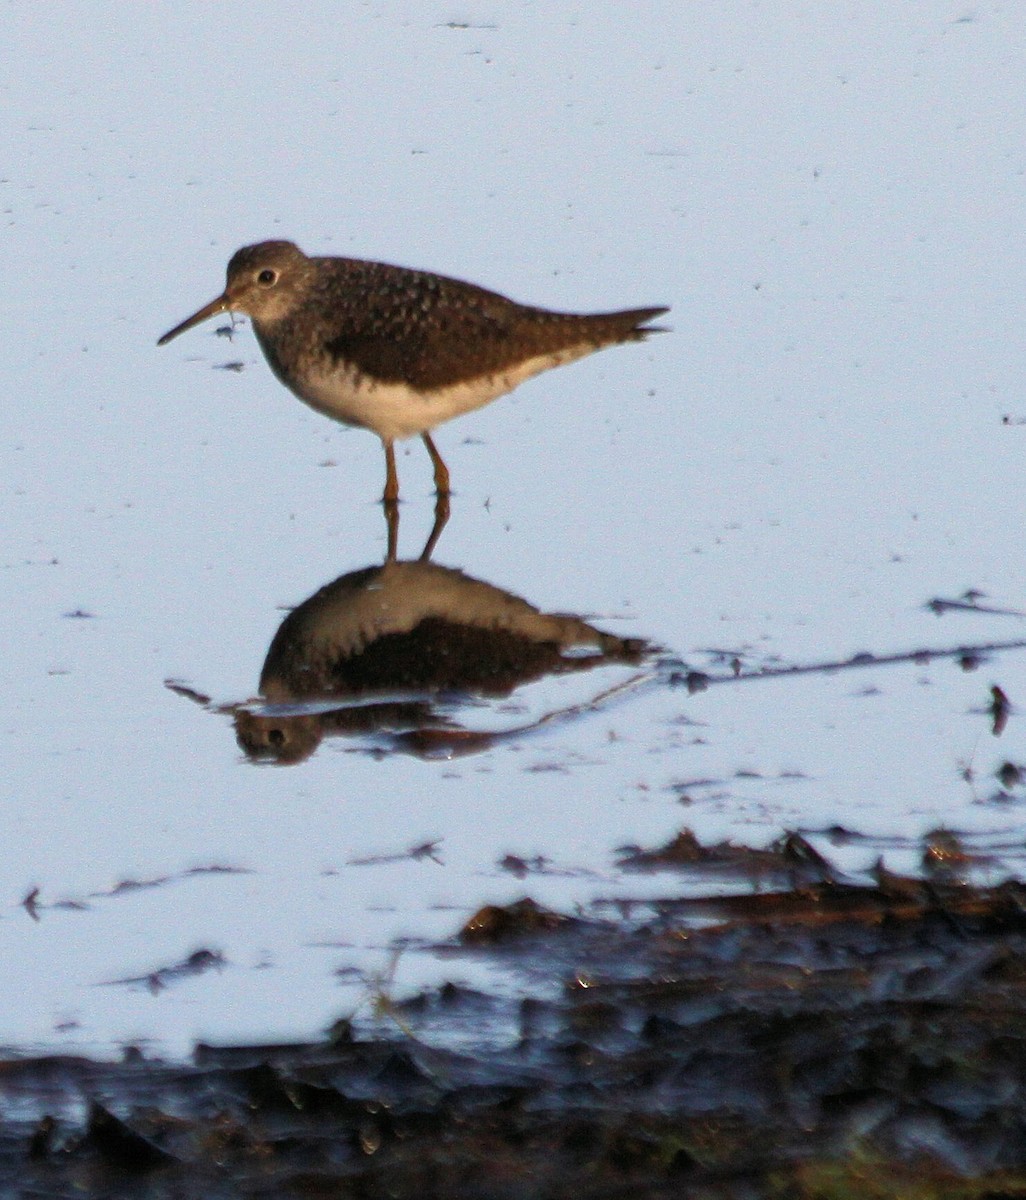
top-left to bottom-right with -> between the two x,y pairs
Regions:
274,255 -> 668,391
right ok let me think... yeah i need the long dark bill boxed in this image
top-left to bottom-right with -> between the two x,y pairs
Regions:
157,294 -> 230,345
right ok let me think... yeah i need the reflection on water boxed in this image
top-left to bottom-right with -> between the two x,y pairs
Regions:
167,496 -> 1026,772
165,499 -> 1026,778
227,504 -> 649,763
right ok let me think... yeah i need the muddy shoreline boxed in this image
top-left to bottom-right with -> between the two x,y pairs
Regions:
6,840 -> 1026,1199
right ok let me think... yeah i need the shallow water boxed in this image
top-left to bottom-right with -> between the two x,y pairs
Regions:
3,2 -> 1026,1057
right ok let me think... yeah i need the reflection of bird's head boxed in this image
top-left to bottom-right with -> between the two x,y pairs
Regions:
235,709 -> 322,765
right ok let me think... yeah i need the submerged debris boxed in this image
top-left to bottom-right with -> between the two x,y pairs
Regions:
991,684 -> 1012,736
459,897 -> 570,943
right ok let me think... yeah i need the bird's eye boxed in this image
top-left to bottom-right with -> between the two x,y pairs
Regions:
257,269 -> 278,286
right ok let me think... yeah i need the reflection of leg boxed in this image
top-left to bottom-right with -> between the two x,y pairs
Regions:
420,492 -> 450,562
421,432 -> 450,497
383,440 -> 399,504
384,497 -> 400,562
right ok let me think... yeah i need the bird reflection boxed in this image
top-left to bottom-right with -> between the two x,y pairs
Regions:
227,501 -> 648,764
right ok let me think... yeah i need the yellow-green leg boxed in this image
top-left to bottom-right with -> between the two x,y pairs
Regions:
383,440 -> 399,504
421,432 -> 450,497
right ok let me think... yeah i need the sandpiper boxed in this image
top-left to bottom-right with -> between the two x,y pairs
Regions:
158,240 -> 668,502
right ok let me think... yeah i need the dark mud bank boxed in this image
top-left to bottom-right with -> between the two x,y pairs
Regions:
6,855 -> 1026,1198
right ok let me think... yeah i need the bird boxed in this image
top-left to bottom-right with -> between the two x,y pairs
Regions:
158,240 -> 668,503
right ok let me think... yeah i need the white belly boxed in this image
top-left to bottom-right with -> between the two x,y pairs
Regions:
282,346 -> 594,442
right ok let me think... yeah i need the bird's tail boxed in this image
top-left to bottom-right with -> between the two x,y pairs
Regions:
578,305 -> 670,345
